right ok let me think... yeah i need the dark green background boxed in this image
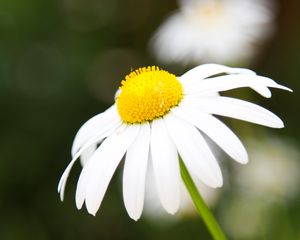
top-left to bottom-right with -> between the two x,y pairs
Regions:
0,0 -> 299,239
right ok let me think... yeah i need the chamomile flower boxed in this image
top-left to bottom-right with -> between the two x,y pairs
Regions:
151,0 -> 276,65
58,64 -> 291,220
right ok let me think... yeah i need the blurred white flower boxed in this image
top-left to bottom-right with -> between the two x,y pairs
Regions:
150,0 -> 276,65
235,136 -> 300,199
58,64 -> 290,220
221,136 -> 300,239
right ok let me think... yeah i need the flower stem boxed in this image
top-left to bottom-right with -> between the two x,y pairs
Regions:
179,158 -> 227,240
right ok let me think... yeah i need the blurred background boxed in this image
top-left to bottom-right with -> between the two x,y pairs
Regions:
0,0 -> 299,239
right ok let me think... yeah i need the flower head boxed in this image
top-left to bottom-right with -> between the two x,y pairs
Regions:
150,0 -> 276,65
58,64 -> 291,220
116,66 -> 183,123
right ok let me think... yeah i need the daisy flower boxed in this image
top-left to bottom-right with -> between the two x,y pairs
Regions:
58,64 -> 291,220
150,0 -> 276,65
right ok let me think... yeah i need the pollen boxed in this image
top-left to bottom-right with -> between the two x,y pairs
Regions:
116,66 -> 183,124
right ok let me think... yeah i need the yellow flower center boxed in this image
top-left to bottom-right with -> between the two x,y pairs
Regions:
116,66 -> 183,124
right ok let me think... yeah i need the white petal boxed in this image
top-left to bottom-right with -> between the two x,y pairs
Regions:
74,123 -> 125,208
76,125 -> 140,215
123,123 -> 150,221
164,113 -> 223,188
183,96 -> 284,128
71,105 -> 121,157
250,85 -> 272,98
184,74 -> 292,97
179,64 -> 256,85
150,118 -> 180,214
172,107 -> 248,164
80,143 -> 97,166
57,122 -> 120,201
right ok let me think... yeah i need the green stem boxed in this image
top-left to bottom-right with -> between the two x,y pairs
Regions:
180,158 -> 227,240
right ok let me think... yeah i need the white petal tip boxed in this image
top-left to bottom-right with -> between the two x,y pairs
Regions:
75,200 -> 84,210
211,178 -> 223,188
75,192 -> 85,209
87,209 -> 97,216
129,215 -> 140,221
210,184 -> 222,189
236,153 -> 249,165
166,209 -> 177,215
239,158 -> 249,165
59,190 -> 65,202
280,86 -> 293,92
275,122 -> 284,129
198,174 -> 223,189
161,198 -> 180,215
268,118 -> 284,129
163,203 -> 179,215
126,208 -> 142,221
57,178 -> 64,192
270,83 -> 292,92
76,203 -> 83,210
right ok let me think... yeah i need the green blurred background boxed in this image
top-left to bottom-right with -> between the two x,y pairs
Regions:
0,0 -> 299,239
